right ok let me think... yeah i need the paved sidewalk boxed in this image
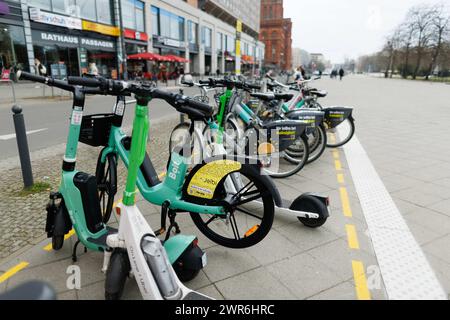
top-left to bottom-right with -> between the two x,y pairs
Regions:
0,122 -> 385,299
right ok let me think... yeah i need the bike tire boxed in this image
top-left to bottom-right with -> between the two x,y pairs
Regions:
95,152 -> 117,224
326,118 -> 355,148
190,165 -> 275,249
105,250 -> 130,300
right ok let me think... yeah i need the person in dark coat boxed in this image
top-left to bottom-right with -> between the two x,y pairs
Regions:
339,68 -> 345,81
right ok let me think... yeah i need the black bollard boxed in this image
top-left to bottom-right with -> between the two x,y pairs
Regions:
12,105 -> 34,188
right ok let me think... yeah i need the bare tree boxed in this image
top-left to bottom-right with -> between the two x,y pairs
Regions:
399,20 -> 416,78
425,4 -> 450,80
409,5 -> 437,79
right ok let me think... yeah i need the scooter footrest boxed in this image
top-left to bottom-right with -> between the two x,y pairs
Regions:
87,227 -> 118,247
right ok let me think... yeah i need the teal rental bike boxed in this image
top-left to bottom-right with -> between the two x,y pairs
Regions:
18,71 -> 215,299
67,77 -> 278,250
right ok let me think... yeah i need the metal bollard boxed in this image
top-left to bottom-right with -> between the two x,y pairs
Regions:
12,105 -> 34,188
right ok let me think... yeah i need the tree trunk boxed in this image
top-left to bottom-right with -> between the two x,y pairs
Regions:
402,47 -> 410,79
412,50 -> 422,80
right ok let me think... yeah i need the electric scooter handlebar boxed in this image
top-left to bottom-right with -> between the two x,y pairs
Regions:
199,78 -> 261,91
67,75 -> 214,118
18,71 -> 74,92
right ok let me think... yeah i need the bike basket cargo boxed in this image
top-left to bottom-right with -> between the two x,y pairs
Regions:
79,114 -> 115,147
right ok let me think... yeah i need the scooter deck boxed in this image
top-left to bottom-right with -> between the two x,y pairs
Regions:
183,292 -> 213,300
87,227 -> 118,247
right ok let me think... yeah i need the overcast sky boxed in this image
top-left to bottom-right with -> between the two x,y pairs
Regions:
284,0 -> 448,63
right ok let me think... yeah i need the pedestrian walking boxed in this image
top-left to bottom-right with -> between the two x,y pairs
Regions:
34,58 -> 47,76
339,68 -> 345,81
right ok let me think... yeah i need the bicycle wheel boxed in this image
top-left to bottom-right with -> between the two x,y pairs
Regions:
96,152 -> 117,224
190,166 -> 274,249
262,134 -> 310,179
203,117 -> 240,156
287,125 -> 327,164
326,118 -> 355,148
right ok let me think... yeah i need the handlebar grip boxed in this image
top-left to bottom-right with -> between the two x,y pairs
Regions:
17,71 -> 46,83
18,71 -> 73,92
67,76 -> 102,87
246,83 -> 261,90
185,98 -> 213,116
265,73 -> 275,81
199,80 -> 211,85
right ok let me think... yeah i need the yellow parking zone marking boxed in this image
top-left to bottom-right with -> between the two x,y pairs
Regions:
0,262 -> 29,284
352,260 -> 372,300
337,173 -> 345,184
346,225 -> 360,249
339,187 -> 353,217
158,171 -> 167,179
332,150 -> 340,160
43,229 -> 75,251
335,160 -> 342,171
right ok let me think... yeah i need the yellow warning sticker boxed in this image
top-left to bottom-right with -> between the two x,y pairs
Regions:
187,160 -> 242,199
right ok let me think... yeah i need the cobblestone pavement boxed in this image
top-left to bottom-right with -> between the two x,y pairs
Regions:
0,117 -> 178,261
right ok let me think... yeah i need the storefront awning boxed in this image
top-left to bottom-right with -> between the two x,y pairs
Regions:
127,52 -> 172,62
164,55 -> 190,63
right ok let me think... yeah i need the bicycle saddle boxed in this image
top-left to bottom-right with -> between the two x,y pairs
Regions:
308,89 -> 327,98
250,92 -> 294,102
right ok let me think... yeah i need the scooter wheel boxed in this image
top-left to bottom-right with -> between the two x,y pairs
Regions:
290,194 -> 328,228
173,245 -> 203,283
52,235 -> 64,251
105,250 -> 130,300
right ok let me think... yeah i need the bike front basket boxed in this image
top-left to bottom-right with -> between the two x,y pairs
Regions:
79,114 -> 115,147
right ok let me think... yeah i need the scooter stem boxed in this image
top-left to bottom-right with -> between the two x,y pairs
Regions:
123,103 -> 149,206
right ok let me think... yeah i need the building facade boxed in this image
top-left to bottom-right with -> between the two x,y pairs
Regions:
259,0 -> 292,71
0,0 -> 264,78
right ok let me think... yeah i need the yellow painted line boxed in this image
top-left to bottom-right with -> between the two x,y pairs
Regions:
158,171 -> 167,179
340,187 -> 353,217
352,260 -> 371,300
346,225 -> 360,249
0,262 -> 29,283
329,133 -> 336,144
337,173 -> 345,184
332,150 -> 340,160
335,160 -> 342,171
43,229 -> 75,251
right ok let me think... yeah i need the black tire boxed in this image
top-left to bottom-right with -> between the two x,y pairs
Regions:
96,152 -> 117,224
326,118 -> 355,148
287,125 -> 327,164
52,235 -> 64,251
173,266 -> 200,283
265,134 -> 310,179
105,250 -> 130,300
190,166 -> 275,249
292,195 -> 328,228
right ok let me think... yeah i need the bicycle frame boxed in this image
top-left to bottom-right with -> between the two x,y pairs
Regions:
99,120 -> 225,216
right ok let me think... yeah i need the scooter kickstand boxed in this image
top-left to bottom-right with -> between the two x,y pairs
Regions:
164,210 -> 181,242
72,240 -> 87,262
155,201 -> 170,237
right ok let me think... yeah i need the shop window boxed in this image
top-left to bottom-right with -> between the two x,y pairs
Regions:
216,32 -> 222,51
77,0 -> 97,21
151,6 -> 159,35
202,27 -> 211,48
188,21 -> 197,45
0,24 -> 29,72
96,0 -> 113,25
157,7 -> 185,41
121,0 -> 145,32
28,0 -> 51,11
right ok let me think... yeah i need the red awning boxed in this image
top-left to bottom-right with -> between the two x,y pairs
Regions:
164,55 -> 190,63
127,52 -> 172,62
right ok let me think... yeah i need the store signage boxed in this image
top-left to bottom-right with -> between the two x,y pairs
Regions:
82,20 -> 120,37
29,7 -> 82,30
80,38 -> 114,50
0,1 -> 10,15
32,30 -> 115,51
163,38 -> 182,48
124,29 -> 148,42
1,68 -> 11,81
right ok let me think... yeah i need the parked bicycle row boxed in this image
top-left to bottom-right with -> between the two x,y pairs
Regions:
14,70 -> 355,300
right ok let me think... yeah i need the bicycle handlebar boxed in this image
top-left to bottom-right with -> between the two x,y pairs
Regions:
199,78 -> 261,91
18,71 -> 74,92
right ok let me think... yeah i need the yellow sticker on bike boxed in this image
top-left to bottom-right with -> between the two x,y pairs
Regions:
187,160 -> 242,199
